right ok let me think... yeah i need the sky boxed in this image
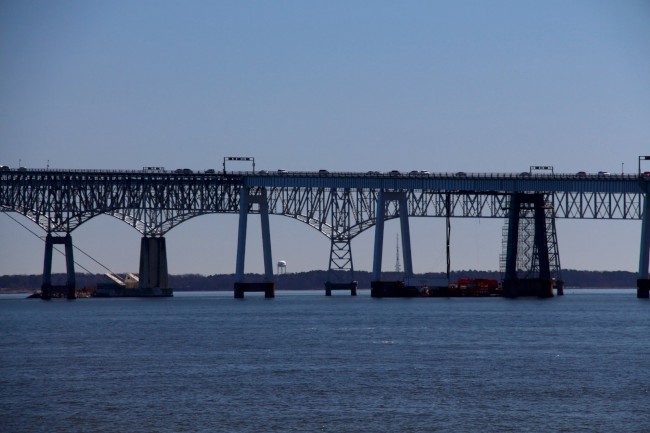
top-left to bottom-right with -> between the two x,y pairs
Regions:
1,0 -> 649,277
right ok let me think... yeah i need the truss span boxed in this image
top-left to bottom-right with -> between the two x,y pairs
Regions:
0,170 -> 647,238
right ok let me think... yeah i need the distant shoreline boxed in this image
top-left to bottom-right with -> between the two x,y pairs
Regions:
0,269 -> 639,291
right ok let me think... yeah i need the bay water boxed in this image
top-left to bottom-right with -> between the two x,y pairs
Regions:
1,289 -> 649,432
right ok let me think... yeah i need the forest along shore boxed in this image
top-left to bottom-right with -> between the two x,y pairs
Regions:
0,269 -> 639,292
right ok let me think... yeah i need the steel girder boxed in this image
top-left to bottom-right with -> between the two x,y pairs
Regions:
0,172 -> 242,235
551,191 -> 641,219
0,171 -> 644,239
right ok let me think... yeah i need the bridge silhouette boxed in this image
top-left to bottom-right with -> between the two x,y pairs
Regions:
2,163 -> 649,299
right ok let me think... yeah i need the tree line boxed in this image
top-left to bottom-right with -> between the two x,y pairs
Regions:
0,269 -> 639,291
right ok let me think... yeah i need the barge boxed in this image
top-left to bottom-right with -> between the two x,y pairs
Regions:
371,278 -> 502,298
92,273 -> 173,297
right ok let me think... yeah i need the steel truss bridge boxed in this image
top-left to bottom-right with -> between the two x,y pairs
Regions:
2,168 -> 650,298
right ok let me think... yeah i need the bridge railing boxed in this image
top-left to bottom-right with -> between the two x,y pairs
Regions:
248,171 -> 639,180
0,167 -> 644,180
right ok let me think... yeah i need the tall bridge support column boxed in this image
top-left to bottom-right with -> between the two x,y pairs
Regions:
139,236 -> 168,289
371,190 -> 415,297
502,193 -> 554,298
324,188 -> 357,296
503,194 -> 521,298
638,193 -> 650,298
399,193 -> 414,279
371,190 -> 386,283
325,237 -> 357,296
235,187 -> 249,288
234,187 -> 275,299
533,194 -> 551,282
41,233 -> 76,300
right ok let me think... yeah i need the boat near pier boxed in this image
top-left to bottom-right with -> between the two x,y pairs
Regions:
92,273 -> 173,297
27,273 -> 173,298
371,278 -> 502,298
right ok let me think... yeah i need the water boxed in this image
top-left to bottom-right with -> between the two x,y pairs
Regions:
1,289 -> 649,432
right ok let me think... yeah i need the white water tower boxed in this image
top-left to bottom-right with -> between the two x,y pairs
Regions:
277,260 -> 287,275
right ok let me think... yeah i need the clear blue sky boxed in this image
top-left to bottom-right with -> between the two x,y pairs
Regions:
1,0 -> 649,276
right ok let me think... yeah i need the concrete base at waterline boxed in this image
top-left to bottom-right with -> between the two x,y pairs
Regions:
637,279 -> 650,299
139,237 -> 169,290
234,282 -> 275,299
503,278 -> 554,298
324,281 -> 358,296
370,280 -> 421,298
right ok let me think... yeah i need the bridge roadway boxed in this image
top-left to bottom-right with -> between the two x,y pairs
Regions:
1,168 -> 649,298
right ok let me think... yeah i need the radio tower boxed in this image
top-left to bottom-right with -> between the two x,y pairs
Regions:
395,233 -> 401,273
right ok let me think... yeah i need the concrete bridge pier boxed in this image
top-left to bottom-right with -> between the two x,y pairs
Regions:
139,236 -> 169,290
638,193 -> 650,298
41,233 -> 76,300
325,280 -> 358,296
234,187 -> 275,298
371,190 -> 414,297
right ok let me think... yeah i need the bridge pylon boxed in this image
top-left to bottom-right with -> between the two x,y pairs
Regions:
325,237 -> 357,296
501,193 -> 558,298
138,236 -> 169,292
638,191 -> 650,298
370,190 -> 416,297
234,187 -> 275,298
323,188 -> 357,295
41,233 -> 76,300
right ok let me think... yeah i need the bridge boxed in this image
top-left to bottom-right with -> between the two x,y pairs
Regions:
1,163 -> 650,299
